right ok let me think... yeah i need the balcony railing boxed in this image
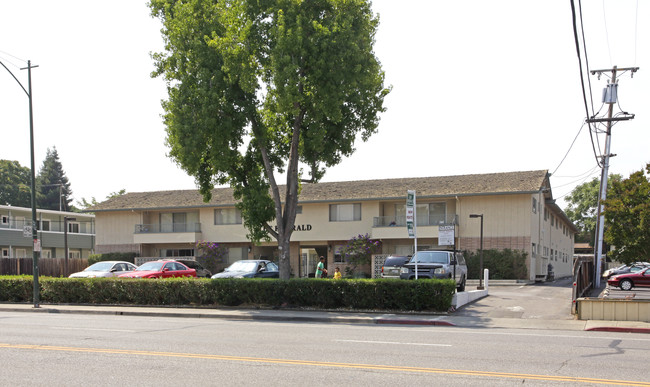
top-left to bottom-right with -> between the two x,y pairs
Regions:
373,215 -> 453,227
134,223 -> 201,234
0,219 -> 94,234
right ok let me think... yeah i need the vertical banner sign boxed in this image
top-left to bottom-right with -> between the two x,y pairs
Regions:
406,190 -> 416,239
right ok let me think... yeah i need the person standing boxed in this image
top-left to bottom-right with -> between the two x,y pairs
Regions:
315,256 -> 327,278
333,267 -> 342,279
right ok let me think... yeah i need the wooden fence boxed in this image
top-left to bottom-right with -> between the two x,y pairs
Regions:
0,258 -> 89,277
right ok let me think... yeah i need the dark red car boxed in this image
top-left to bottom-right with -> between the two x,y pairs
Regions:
607,267 -> 650,291
118,260 -> 196,279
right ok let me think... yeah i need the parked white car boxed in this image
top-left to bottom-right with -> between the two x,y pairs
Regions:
69,261 -> 137,278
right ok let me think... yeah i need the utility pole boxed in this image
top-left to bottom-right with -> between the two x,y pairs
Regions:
587,66 -> 638,288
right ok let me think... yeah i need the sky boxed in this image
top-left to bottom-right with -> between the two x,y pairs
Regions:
1,0 -> 648,210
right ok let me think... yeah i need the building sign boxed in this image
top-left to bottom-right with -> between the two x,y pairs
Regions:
275,224 -> 312,232
438,225 -> 455,246
406,190 -> 415,239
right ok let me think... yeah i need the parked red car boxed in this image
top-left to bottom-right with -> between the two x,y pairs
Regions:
118,260 -> 196,279
607,267 -> 650,291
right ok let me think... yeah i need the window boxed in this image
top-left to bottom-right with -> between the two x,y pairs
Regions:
544,208 -> 548,221
215,208 -> 242,225
329,203 -> 361,222
225,246 -> 247,264
41,250 -> 52,258
69,250 -> 81,259
16,249 -> 27,258
296,206 -> 302,214
333,245 -> 345,262
68,222 -> 80,233
396,202 -> 446,225
2,248 -> 8,257
39,220 -> 50,231
162,248 -> 194,257
395,245 -> 414,256
532,243 -> 536,255
551,215 -> 554,226
1,215 -> 8,225
532,198 -> 537,213
428,203 -> 446,224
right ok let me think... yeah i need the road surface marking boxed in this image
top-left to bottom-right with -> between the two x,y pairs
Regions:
0,343 -> 648,386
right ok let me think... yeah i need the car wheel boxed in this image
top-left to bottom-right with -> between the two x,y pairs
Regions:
457,276 -> 466,292
619,279 -> 633,291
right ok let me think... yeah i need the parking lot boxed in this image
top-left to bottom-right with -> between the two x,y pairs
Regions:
601,285 -> 650,300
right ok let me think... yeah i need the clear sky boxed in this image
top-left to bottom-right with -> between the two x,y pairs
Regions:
1,0 -> 647,209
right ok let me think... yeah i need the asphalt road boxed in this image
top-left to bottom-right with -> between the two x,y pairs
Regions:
1,308 -> 650,386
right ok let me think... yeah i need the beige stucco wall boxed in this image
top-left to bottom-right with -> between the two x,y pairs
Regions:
95,211 -> 141,245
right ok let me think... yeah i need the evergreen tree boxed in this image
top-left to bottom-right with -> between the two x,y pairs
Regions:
0,159 -> 32,207
36,147 -> 73,211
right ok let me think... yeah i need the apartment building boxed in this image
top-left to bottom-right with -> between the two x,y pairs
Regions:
89,170 -> 577,281
0,205 -> 95,259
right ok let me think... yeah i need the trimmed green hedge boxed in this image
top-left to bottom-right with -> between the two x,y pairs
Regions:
0,276 -> 455,312
87,252 -> 139,266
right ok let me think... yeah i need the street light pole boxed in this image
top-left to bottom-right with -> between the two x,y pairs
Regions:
470,214 -> 484,289
1,58 -> 40,307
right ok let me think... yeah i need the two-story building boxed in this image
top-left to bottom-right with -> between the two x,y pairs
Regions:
0,205 -> 95,259
88,170 -> 577,281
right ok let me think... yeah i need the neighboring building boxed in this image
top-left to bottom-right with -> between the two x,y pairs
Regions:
0,205 -> 95,259
88,170 -> 577,281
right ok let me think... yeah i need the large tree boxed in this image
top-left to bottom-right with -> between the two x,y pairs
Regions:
36,147 -> 73,211
564,174 -> 621,244
603,164 -> 650,264
150,0 -> 389,279
0,159 -> 31,207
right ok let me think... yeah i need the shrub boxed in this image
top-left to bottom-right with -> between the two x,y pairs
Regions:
0,276 -> 455,312
464,249 -> 528,280
88,252 -> 139,265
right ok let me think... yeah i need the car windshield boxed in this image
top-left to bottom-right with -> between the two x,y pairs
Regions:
136,262 -> 164,271
84,262 -> 114,272
225,261 -> 258,272
410,251 -> 449,264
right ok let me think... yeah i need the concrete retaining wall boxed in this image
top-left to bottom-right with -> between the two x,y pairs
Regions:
577,298 -> 650,322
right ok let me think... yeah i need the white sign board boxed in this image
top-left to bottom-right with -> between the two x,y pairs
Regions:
438,225 -> 455,246
23,225 -> 32,238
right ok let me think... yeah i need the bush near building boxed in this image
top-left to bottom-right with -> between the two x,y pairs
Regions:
0,276 -> 455,312
464,249 -> 528,280
88,252 -> 139,265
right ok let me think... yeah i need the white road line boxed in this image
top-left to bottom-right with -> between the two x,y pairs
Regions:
50,327 -> 136,333
334,339 -> 451,347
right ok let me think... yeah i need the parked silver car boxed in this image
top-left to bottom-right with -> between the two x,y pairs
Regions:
381,255 -> 410,279
399,250 -> 467,292
69,261 -> 137,278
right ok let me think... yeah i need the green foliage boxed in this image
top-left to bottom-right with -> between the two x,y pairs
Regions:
77,189 -> 126,211
0,159 -> 31,207
0,276 -> 33,302
340,233 -> 381,273
464,249 -> 528,280
604,164 -> 650,264
195,240 -> 228,274
564,174 -> 622,243
149,0 -> 390,279
88,252 -> 139,266
1,276 -> 454,312
36,147 -> 73,211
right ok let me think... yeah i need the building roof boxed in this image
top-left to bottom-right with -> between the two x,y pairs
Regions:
88,169 -> 550,212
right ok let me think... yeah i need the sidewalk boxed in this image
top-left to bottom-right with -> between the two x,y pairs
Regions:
2,300 -> 649,333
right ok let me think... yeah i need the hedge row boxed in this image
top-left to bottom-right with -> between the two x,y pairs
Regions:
0,276 -> 455,312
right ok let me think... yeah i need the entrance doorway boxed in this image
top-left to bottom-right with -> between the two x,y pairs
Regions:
299,246 -> 327,277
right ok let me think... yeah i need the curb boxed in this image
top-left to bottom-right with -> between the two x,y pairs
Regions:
585,327 -> 650,334
376,319 -> 455,326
